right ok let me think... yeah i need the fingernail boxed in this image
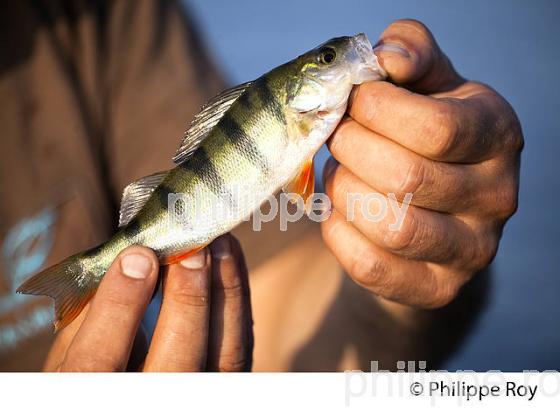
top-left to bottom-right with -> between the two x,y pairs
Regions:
121,253 -> 152,279
211,235 -> 231,260
373,42 -> 410,58
180,248 -> 207,269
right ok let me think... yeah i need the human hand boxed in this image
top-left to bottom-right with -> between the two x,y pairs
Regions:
322,20 -> 523,308
43,234 -> 253,371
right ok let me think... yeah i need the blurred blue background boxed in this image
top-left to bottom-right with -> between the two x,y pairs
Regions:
183,0 -> 560,370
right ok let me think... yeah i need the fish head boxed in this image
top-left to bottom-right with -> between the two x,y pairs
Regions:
284,34 -> 386,149
307,33 -> 386,85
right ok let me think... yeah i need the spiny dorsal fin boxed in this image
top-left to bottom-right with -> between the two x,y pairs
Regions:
172,81 -> 253,165
118,171 -> 167,227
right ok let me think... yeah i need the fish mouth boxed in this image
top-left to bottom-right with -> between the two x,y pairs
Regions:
351,33 -> 387,82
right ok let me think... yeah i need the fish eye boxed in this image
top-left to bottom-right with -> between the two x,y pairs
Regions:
318,47 -> 336,65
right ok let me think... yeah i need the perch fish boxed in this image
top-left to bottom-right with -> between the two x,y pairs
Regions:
17,33 -> 386,330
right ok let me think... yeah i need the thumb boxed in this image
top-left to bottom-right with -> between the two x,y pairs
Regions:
373,19 -> 464,92
61,246 -> 159,371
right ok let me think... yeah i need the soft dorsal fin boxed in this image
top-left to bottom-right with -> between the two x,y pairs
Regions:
172,81 -> 253,165
118,171 -> 167,227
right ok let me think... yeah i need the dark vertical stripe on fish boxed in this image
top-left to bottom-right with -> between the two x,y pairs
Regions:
218,113 -> 270,176
256,76 -> 284,122
123,218 -> 142,238
157,184 -> 174,211
83,244 -> 103,258
182,147 -> 237,207
236,89 -> 253,110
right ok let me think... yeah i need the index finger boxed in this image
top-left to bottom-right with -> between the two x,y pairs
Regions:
348,81 -> 507,162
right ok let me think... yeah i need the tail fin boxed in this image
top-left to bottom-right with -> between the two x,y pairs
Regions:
16,251 -> 100,332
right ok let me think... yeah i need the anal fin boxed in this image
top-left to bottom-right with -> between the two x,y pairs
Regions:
162,246 -> 206,266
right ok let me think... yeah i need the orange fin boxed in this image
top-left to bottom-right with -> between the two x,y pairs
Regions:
16,251 -> 99,333
162,246 -> 206,265
283,158 -> 315,212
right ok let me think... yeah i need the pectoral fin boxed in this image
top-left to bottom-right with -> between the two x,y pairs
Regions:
283,158 -> 315,213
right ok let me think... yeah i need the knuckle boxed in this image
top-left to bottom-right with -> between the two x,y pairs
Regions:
348,249 -> 391,290
101,288 -> 140,310
425,104 -> 459,159
381,212 -> 418,252
498,184 -> 519,220
510,131 -> 525,153
503,196 -> 519,220
471,235 -> 499,271
488,176 -> 519,220
480,240 -> 499,269
429,278 -> 461,308
168,286 -> 210,308
502,119 -> 524,153
391,19 -> 432,38
218,352 -> 249,372
351,82 -> 396,121
213,282 -> 244,300
498,103 -> 525,153
397,158 -> 427,196
211,333 -> 253,372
